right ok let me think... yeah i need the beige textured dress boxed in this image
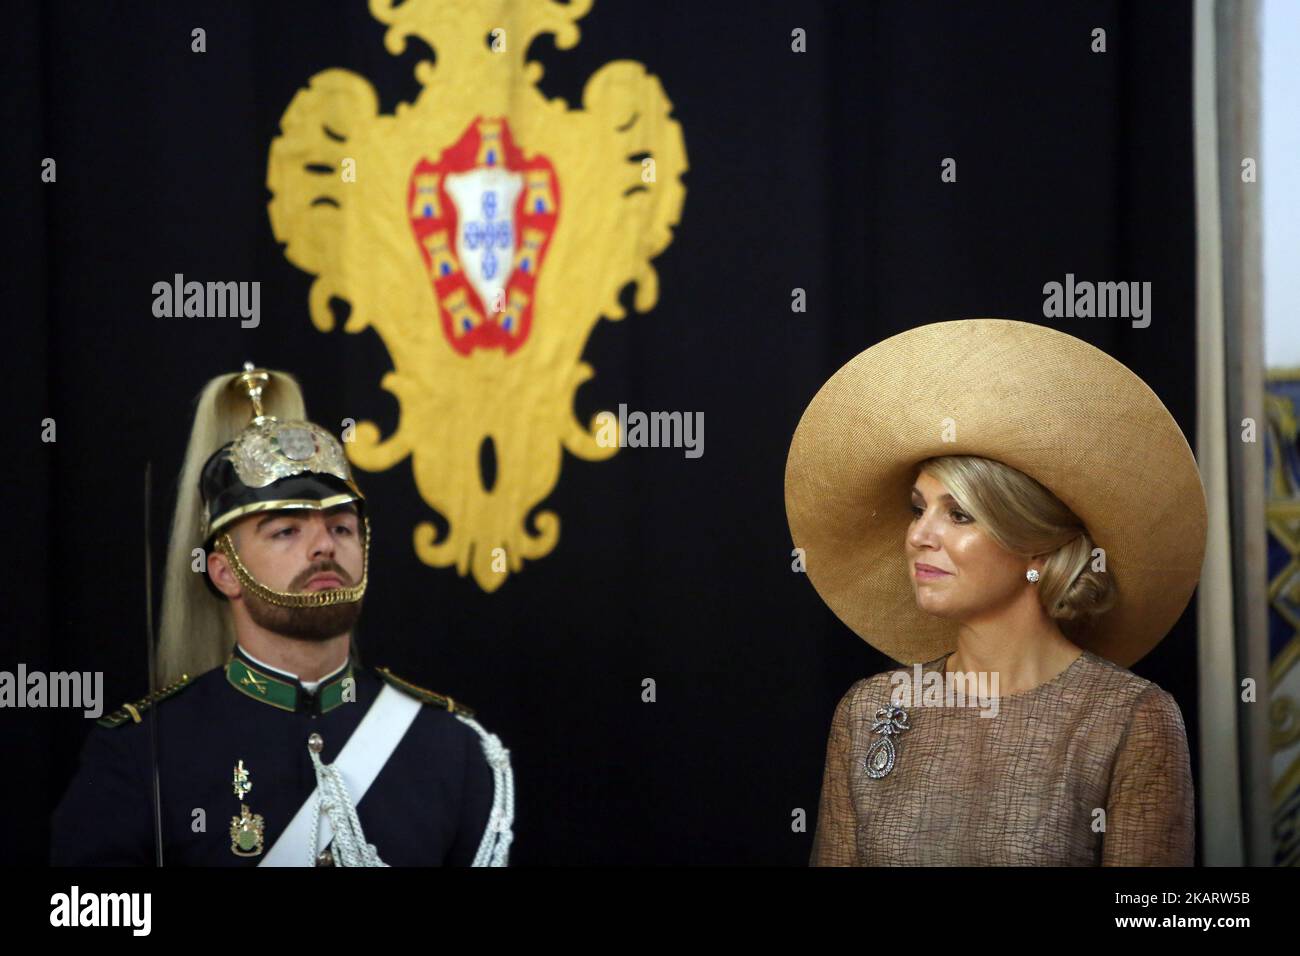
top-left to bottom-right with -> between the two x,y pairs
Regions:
810,649 -> 1195,866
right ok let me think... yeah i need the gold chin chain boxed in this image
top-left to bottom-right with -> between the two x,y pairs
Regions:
214,517 -> 370,608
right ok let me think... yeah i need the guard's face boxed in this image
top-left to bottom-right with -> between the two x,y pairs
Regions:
230,504 -> 364,595
905,471 -> 1028,623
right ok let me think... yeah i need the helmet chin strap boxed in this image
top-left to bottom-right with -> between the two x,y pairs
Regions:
214,517 -> 370,608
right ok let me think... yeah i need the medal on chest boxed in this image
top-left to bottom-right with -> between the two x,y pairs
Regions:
229,760 -> 266,857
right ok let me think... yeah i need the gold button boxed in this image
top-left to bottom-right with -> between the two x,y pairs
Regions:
308,732 -> 323,753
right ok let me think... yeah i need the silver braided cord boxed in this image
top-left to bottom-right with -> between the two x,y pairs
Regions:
307,747 -> 387,867
295,710 -> 512,867
454,713 -> 515,866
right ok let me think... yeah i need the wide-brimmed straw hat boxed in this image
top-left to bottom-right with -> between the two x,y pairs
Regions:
784,318 -> 1207,668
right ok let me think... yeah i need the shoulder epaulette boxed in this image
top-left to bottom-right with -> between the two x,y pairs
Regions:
97,674 -> 196,728
375,666 -> 474,718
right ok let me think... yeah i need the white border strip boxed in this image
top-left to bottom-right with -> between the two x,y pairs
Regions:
1194,0 -> 1245,866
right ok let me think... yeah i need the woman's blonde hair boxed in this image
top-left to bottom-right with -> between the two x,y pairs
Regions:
157,369 -> 308,685
917,455 -> 1117,635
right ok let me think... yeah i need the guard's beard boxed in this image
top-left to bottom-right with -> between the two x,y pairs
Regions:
243,589 -> 364,642
239,562 -> 364,642
228,548 -> 366,639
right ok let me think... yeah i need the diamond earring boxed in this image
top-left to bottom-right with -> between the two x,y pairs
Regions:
1026,569 -> 1040,583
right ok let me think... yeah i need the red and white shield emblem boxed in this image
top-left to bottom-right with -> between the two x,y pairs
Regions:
407,117 -> 559,355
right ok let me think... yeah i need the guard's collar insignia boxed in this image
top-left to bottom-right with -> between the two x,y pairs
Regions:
225,646 -> 352,715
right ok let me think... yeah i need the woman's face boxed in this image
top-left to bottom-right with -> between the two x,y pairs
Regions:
906,471 -> 1027,622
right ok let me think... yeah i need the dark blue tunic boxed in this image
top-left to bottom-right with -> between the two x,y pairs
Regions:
50,646 -> 495,866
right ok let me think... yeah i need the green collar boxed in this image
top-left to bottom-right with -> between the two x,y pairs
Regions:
226,646 -> 353,715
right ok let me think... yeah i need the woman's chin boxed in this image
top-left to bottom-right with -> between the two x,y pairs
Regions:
913,597 -> 955,620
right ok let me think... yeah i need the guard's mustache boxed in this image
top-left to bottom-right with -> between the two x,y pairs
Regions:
293,561 -> 352,589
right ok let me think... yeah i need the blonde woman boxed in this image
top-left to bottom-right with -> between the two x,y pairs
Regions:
785,319 -> 1205,866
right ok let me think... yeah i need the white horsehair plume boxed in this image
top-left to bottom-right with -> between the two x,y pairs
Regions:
158,365 -> 307,685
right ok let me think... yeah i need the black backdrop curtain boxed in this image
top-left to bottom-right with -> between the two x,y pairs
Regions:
3,0 -> 1197,865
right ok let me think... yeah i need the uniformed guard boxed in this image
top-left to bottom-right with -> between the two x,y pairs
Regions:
51,364 -> 513,866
